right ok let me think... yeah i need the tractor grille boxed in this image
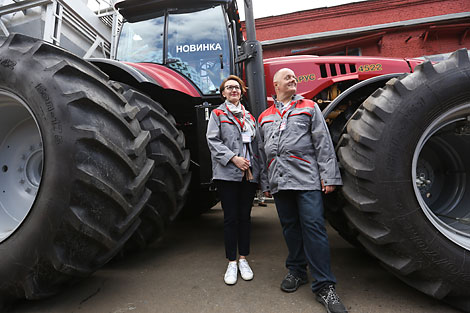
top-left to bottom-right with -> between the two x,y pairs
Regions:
319,63 -> 357,78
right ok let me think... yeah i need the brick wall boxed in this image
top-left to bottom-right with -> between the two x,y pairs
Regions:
243,0 -> 470,59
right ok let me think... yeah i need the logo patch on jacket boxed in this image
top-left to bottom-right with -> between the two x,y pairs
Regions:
294,122 -> 308,127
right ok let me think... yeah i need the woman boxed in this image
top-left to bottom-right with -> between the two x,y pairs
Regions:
206,75 -> 261,285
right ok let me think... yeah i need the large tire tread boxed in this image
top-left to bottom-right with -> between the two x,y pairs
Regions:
338,49 -> 470,310
119,87 -> 191,250
0,34 -> 153,301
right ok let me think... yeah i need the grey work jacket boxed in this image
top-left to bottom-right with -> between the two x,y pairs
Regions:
206,103 -> 262,183
258,95 -> 342,194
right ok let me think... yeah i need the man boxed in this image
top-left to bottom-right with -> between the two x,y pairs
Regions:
258,68 -> 347,313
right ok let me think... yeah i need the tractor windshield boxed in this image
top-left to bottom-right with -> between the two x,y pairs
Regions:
167,6 -> 231,95
116,13 -> 165,64
116,5 -> 232,95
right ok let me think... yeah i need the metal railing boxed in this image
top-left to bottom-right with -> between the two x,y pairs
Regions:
0,0 -> 119,58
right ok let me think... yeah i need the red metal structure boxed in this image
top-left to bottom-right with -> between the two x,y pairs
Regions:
263,54 -> 423,104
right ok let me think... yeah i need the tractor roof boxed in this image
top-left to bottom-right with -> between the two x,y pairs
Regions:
115,0 -> 233,22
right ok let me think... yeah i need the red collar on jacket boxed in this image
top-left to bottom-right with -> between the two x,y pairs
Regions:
258,99 -> 315,124
214,103 -> 256,122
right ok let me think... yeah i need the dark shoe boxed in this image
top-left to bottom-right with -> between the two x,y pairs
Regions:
258,202 -> 267,207
316,284 -> 348,313
280,273 -> 308,292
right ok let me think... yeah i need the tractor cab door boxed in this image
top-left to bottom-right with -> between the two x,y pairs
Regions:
116,4 -> 233,95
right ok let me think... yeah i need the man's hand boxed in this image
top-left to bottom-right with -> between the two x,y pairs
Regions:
321,180 -> 336,194
263,191 -> 272,198
231,156 -> 250,171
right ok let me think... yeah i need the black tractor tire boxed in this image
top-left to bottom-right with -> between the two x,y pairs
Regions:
323,191 -> 360,248
337,49 -> 470,311
0,34 -> 153,302
117,86 -> 191,250
181,189 -> 219,217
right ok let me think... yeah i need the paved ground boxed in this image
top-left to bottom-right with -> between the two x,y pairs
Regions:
9,203 -> 459,313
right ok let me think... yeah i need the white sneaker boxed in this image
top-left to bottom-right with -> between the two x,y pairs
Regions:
238,259 -> 254,281
224,262 -> 238,285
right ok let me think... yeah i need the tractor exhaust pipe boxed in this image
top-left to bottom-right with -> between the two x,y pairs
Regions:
242,0 -> 267,118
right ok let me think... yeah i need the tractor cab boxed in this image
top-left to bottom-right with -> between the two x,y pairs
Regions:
115,0 -> 242,96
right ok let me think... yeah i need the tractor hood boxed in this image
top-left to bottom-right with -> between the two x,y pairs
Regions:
263,54 -> 416,105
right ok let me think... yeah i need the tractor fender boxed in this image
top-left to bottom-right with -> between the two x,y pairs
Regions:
88,58 -> 203,119
322,73 -> 405,118
89,58 -> 159,86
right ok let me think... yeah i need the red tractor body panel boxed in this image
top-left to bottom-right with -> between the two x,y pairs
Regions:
263,55 -> 420,105
126,62 -> 201,98
124,55 -> 423,107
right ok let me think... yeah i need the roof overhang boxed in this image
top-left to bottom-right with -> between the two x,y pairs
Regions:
261,12 -> 470,48
291,32 -> 386,55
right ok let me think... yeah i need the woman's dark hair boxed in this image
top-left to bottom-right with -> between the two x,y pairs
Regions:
219,75 -> 247,99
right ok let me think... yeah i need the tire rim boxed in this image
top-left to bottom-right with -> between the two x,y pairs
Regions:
412,104 -> 470,250
0,90 -> 43,243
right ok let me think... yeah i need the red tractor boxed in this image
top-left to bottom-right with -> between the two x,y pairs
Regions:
0,0 -> 469,311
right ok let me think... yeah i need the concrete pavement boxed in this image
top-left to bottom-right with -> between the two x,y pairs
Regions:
9,203 -> 459,313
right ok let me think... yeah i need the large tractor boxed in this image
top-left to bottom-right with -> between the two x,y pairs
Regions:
0,0 -> 468,311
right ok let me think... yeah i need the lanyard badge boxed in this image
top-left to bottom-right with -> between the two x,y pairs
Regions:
241,131 -> 251,143
279,100 -> 296,131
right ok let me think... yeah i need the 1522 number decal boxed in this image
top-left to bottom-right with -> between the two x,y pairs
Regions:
358,63 -> 382,72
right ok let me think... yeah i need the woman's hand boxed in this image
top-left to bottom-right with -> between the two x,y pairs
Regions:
231,156 -> 250,171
